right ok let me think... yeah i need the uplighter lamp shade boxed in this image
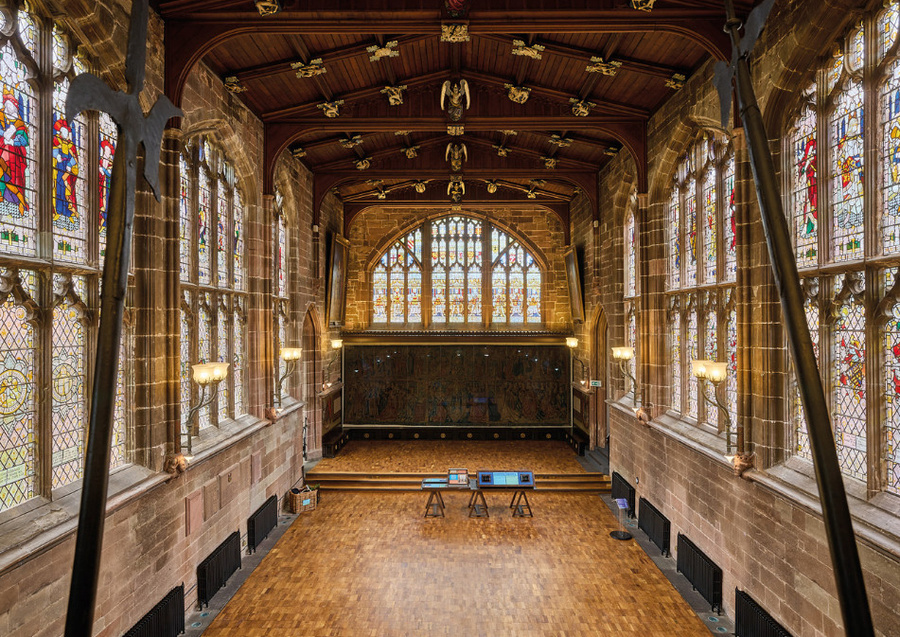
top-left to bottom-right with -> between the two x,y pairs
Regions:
331,339 -> 344,349
192,362 -> 229,386
280,347 -> 303,361
611,346 -> 635,361
565,337 -> 578,349
704,361 -> 728,383
691,359 -> 709,379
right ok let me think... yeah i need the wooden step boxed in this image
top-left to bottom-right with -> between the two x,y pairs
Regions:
305,470 -> 611,493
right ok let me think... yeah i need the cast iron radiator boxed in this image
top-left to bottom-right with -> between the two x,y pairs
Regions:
676,533 -> 723,613
735,589 -> 792,637
197,531 -> 241,608
247,495 -> 278,554
610,471 -> 635,517
637,497 -> 671,556
122,584 -> 185,637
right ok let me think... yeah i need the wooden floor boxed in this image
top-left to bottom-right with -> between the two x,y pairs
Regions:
205,442 -> 707,637
313,439 -> 588,473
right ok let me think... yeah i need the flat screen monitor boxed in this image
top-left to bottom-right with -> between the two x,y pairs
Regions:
448,468 -> 468,485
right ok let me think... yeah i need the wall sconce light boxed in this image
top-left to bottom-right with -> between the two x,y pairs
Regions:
565,336 -> 578,349
611,346 -> 636,387
183,362 -> 230,457
277,347 -> 303,407
691,359 -> 734,454
324,338 -> 343,390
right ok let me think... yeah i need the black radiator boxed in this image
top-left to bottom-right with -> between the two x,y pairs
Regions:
676,533 -> 723,613
197,531 -> 241,608
735,589 -> 792,637
610,471 -> 635,517
637,497 -> 670,556
123,584 -> 185,637
247,495 -> 278,554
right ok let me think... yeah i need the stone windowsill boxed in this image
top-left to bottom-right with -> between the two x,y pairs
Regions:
609,398 -> 900,560
0,413 -> 272,576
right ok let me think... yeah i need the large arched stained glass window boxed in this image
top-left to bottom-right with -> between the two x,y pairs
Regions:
373,228 -> 422,324
784,2 -> 900,493
666,134 -> 737,434
491,227 -> 541,324
0,8 -> 134,513
433,218 -> 478,323
370,215 -> 542,327
179,138 -> 248,441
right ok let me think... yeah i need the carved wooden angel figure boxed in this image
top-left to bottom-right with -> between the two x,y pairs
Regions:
441,79 -> 470,122
447,176 -> 465,203
445,142 -> 467,172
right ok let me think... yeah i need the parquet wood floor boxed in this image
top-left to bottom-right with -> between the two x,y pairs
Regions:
206,491 -> 708,636
312,439 -> 588,474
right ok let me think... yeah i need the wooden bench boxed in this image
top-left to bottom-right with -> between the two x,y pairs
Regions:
323,427 -> 350,458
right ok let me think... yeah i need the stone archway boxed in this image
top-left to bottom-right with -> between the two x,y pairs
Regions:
302,309 -> 322,460
591,308 -> 609,449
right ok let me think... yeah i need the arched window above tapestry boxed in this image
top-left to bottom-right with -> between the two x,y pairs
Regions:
783,1 -> 900,494
370,214 -> 543,329
179,136 -> 248,444
0,5 -> 132,513
665,132 -> 737,437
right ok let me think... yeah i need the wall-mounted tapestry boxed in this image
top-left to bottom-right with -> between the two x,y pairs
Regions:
344,345 -> 569,426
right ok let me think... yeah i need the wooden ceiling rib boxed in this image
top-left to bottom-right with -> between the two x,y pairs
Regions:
151,0 -> 762,208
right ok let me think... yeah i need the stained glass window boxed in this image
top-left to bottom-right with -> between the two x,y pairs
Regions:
217,300 -> 229,419
686,188 -> 697,287
198,169 -> 211,285
374,229 -> 422,324
98,113 -> 116,261
181,139 -> 247,429
52,77 -> 87,263
233,304 -> 244,415
668,135 -> 736,430
687,304 -> 698,421
625,212 -> 637,298
370,217 -> 541,327
792,291 -> 820,460
880,1 -> 899,61
198,298 -> 212,431
51,275 -> 86,489
277,208 -> 287,298
0,270 -> 35,509
180,296 -> 193,439
179,154 -> 192,280
217,180 -> 229,288
0,12 -> 135,511
832,279 -> 867,482
432,217 -> 481,324
668,189 -> 680,290
724,157 -> 736,281
233,190 -> 244,291
627,305 -> 637,387
671,304 -> 681,412
492,228 -> 541,324
884,63 -> 900,255
830,77 -> 865,261
790,94 -> 818,267
702,170 -> 717,283
885,283 -> 900,494
0,39 -> 36,257
726,305 -> 737,431
704,297 -> 718,430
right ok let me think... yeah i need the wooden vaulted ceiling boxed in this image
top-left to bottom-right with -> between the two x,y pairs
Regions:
151,0 -> 760,222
